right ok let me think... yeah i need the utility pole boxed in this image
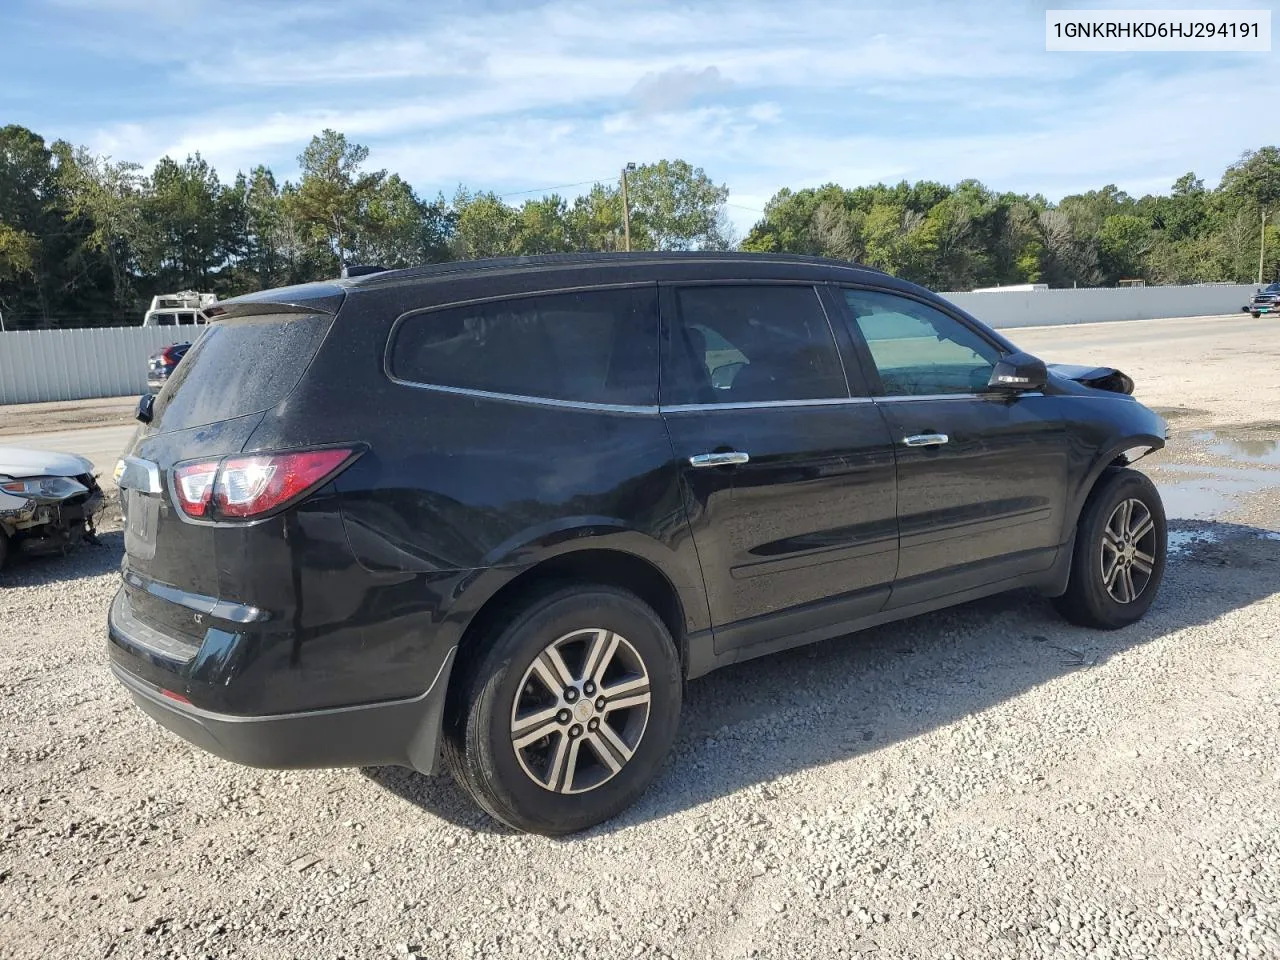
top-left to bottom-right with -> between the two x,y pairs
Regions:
1260,209 -> 1269,285
621,162 -> 636,252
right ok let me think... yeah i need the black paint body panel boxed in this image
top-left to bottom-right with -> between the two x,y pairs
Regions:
107,253 -> 1167,773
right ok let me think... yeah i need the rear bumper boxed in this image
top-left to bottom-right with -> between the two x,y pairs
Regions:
109,637 -> 456,776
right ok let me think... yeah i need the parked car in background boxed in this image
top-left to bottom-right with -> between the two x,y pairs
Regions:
108,252 -> 1169,836
1243,281 -> 1280,317
0,447 -> 104,567
147,342 -> 191,393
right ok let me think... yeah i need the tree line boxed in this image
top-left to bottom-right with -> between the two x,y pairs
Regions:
1,123 -> 1277,329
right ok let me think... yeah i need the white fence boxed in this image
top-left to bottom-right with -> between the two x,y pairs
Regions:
941,283 -> 1258,328
0,284 -> 1263,405
0,327 -> 188,405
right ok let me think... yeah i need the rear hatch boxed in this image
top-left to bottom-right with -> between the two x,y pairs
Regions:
119,287 -> 343,647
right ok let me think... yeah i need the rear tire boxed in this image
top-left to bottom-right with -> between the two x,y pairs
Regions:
0,531 -> 8,569
444,585 -> 682,836
1053,468 -> 1167,629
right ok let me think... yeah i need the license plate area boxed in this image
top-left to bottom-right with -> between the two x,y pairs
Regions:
124,489 -> 160,561
118,457 -> 164,561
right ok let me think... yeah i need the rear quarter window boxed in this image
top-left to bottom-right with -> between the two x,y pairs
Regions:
151,312 -> 332,430
389,287 -> 659,406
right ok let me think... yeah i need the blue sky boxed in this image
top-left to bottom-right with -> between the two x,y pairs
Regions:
4,0 -> 1277,233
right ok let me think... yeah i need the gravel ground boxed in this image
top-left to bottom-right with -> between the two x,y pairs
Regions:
1,315 -> 1278,960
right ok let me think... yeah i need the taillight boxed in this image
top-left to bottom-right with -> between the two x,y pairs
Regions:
173,461 -> 219,517
171,448 -> 357,521
215,449 -> 353,518
161,345 -> 184,365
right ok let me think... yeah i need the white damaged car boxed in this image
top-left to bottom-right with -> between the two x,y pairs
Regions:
0,447 -> 104,568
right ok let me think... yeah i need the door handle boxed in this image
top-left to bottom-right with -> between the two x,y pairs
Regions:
902,433 -> 949,447
689,451 -> 750,468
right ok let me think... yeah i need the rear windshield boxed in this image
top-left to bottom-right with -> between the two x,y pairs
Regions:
151,312 -> 332,431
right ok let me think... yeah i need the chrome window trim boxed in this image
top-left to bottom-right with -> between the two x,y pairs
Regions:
379,384 -> 1044,415
660,392 -> 1043,412
875,391 -> 1044,402
384,376 -> 662,416
661,396 -> 874,413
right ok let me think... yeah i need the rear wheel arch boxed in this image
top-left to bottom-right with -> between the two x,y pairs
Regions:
444,548 -> 690,723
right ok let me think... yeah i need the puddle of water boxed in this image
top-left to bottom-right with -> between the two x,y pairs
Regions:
1190,430 -> 1280,466
1168,529 -> 1224,555
1154,463 -> 1280,521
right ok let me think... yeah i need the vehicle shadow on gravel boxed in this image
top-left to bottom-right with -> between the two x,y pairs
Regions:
0,529 -> 123,588
370,520 -> 1280,838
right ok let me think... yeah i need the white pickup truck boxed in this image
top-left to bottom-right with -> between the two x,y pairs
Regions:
141,291 -> 218,328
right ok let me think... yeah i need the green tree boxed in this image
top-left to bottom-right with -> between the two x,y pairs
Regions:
452,189 -> 519,259
141,154 -> 225,289
515,194 -> 572,254
0,223 -> 37,283
1220,146 -> 1280,210
354,174 -> 430,267
567,184 -> 624,252
286,129 -> 383,272
61,150 -> 145,314
1097,214 -> 1150,282
626,159 -> 730,250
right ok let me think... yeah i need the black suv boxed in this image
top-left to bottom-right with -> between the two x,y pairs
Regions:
109,253 -> 1169,835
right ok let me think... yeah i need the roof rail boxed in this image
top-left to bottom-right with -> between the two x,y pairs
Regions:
344,251 -> 890,286
341,264 -> 389,279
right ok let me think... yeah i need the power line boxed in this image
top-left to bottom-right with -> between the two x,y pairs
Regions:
497,178 -> 614,200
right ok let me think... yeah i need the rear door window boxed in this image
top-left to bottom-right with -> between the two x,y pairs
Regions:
390,287 -> 659,406
663,284 -> 847,405
151,312 -> 332,430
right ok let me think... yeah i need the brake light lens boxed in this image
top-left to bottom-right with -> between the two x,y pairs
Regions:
214,448 -> 354,519
173,461 -> 219,517
161,345 -> 184,365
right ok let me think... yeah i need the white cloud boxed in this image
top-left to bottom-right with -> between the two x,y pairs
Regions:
628,66 -> 734,116
22,0 -> 1277,227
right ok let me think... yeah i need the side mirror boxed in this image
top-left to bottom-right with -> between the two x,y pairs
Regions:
987,351 -> 1047,393
135,393 -> 155,424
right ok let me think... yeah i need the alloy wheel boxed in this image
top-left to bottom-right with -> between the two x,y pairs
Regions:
1100,497 -> 1157,604
509,628 -> 651,794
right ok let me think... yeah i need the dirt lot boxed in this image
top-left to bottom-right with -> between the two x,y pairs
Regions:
1,315 -> 1278,960
0,396 -> 138,439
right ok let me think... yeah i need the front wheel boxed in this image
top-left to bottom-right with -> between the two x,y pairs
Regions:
1053,467 -> 1167,629
444,585 -> 682,835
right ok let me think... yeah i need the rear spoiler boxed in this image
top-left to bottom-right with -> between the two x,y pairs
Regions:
1045,363 -> 1134,396
203,282 -> 347,320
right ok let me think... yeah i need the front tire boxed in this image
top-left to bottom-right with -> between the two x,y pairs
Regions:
444,586 -> 682,835
1053,467 -> 1167,629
